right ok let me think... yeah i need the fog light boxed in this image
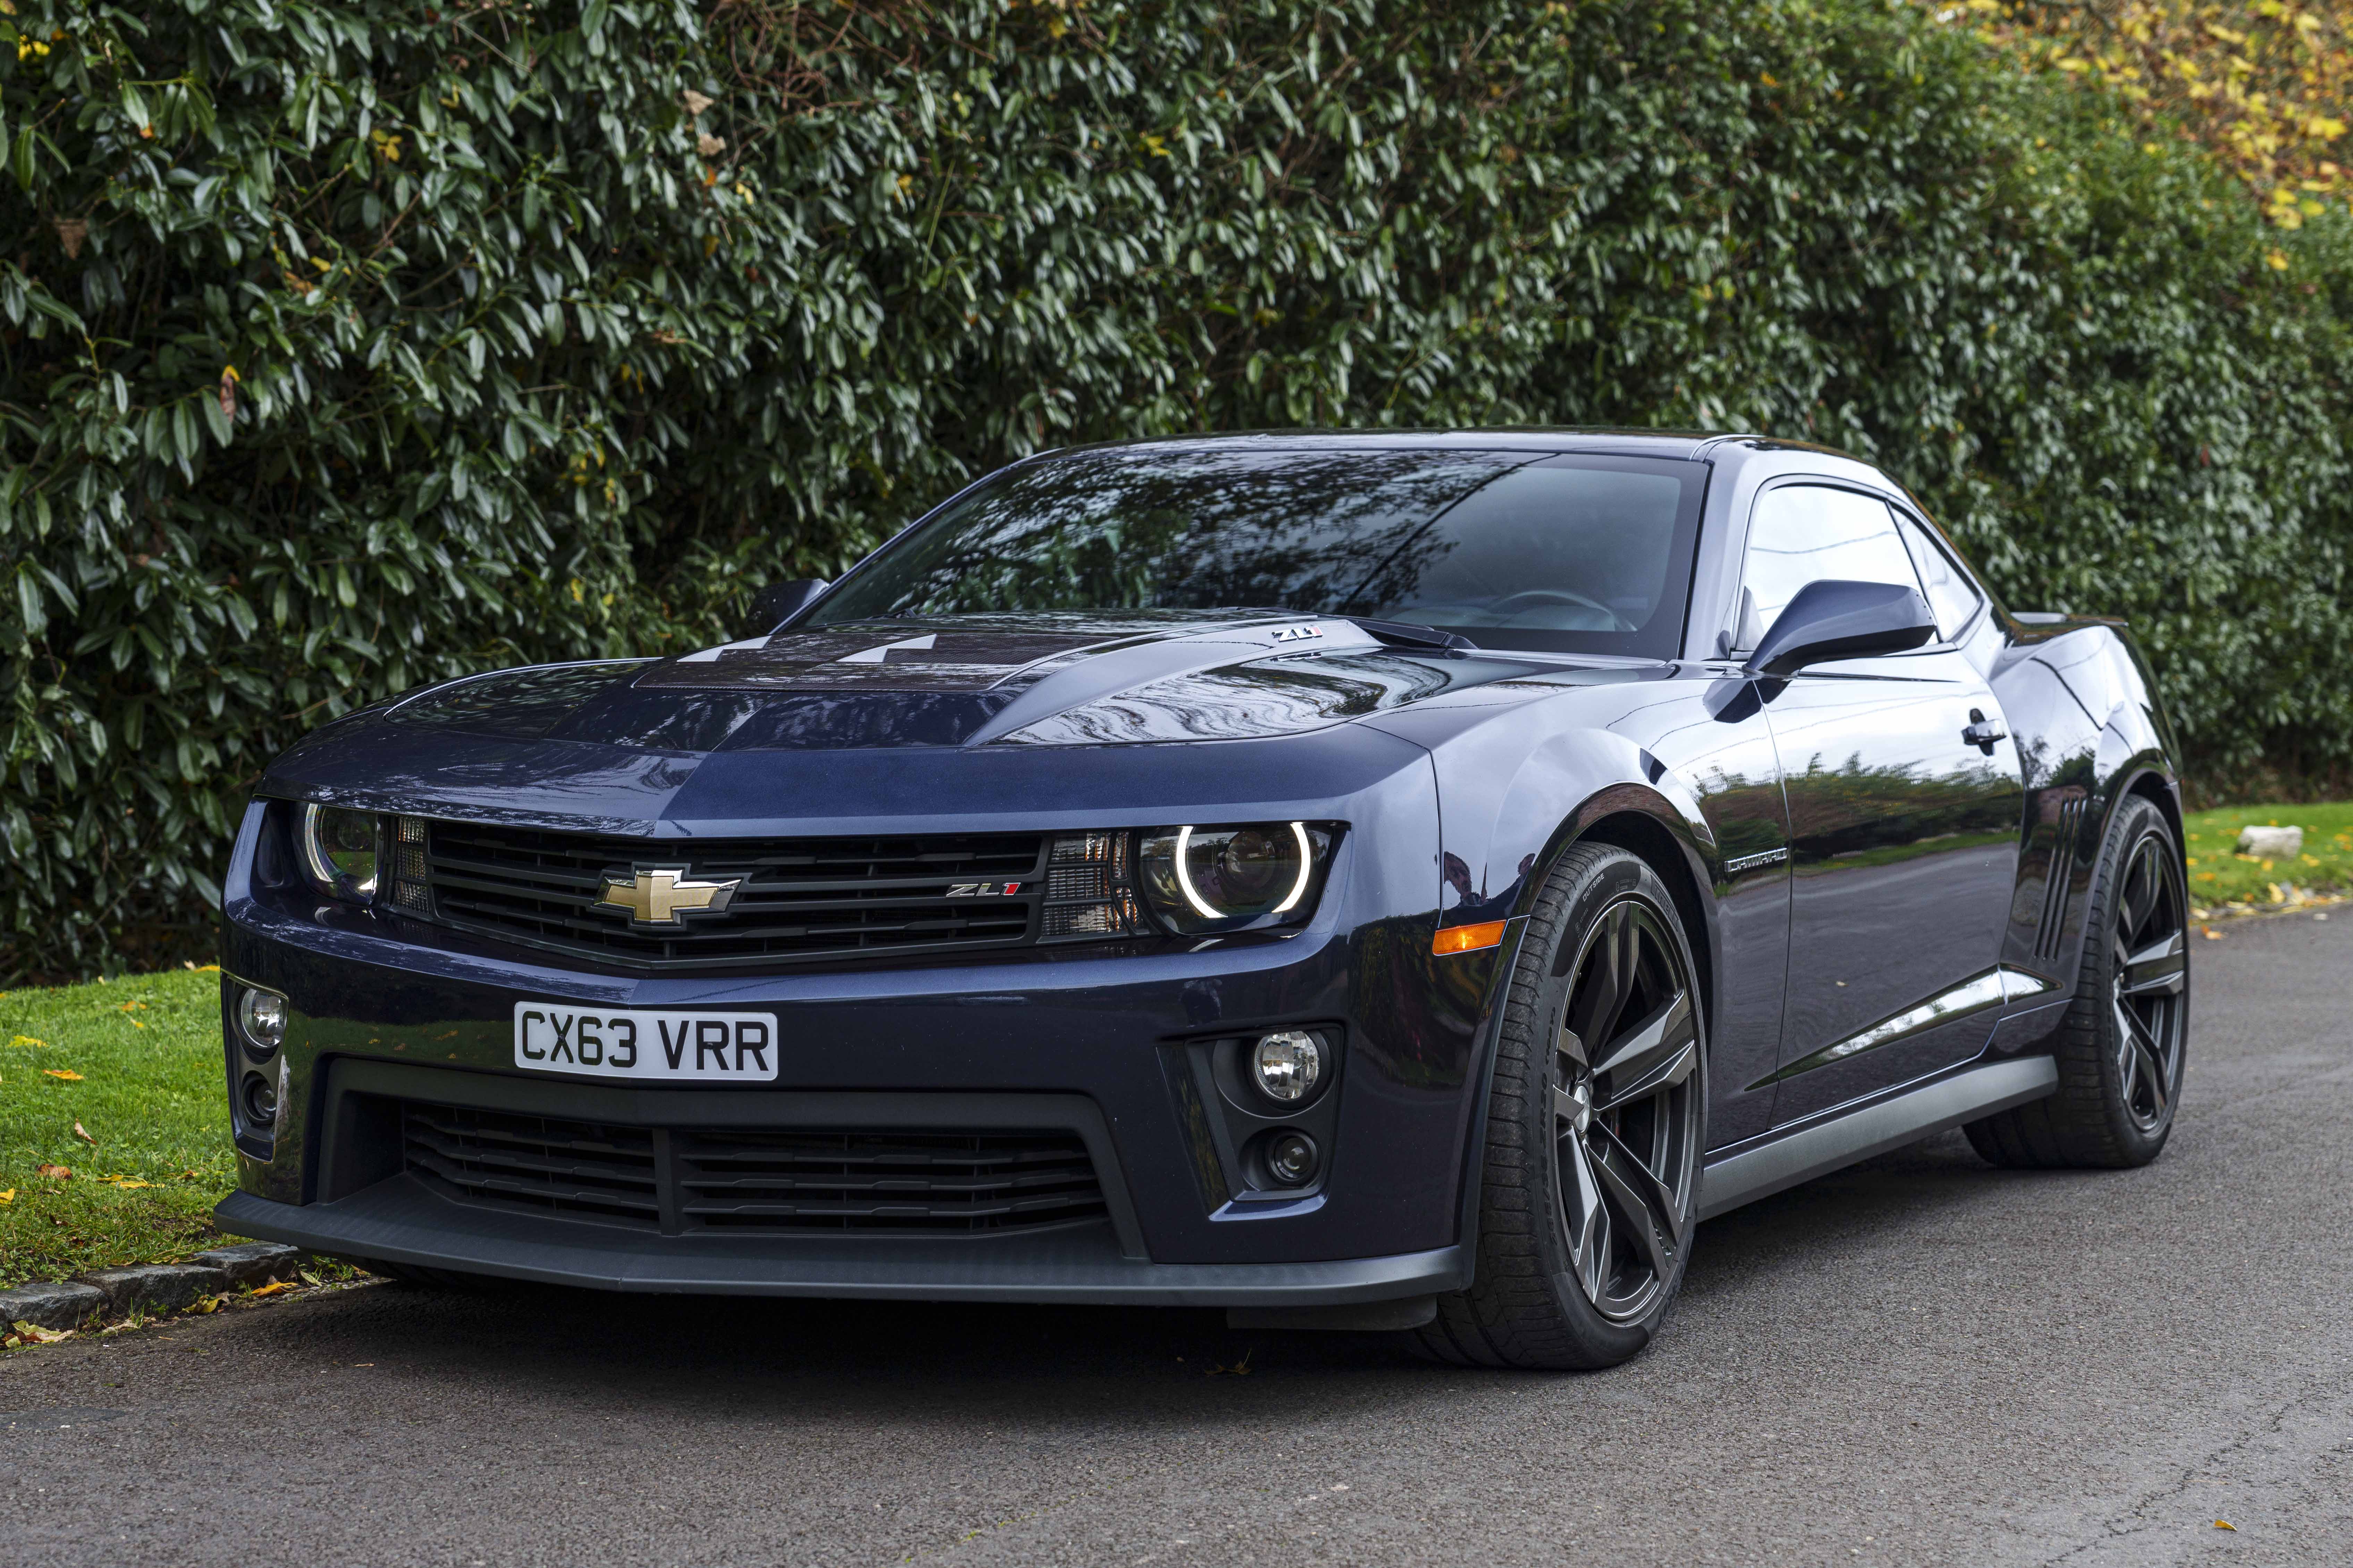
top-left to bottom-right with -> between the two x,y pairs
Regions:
240,1071 -> 279,1129
1251,1031 -> 1325,1103
237,988 -> 287,1058
1265,1130 -> 1319,1187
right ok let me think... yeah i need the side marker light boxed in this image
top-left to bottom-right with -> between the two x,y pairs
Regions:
1432,920 -> 1508,956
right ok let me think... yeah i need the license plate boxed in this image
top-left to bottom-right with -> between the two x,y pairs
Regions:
512,1003 -> 780,1082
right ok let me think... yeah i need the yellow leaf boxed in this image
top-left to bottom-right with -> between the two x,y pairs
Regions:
2216,1520 -> 2236,1531
43,1069 -> 82,1082
247,1280 -> 295,1298
10,1035 -> 47,1048
10,1323 -> 73,1344
2267,248 -> 2291,269
0,1189 -> 14,1204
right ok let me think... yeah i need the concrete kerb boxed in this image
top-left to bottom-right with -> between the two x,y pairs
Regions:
2,1242 -> 307,1333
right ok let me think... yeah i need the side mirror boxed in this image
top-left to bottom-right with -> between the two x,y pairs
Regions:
742,578 -> 829,638
1745,579 -> 1935,678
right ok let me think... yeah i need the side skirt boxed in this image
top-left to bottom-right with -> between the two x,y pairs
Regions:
1697,1055 -> 2059,1222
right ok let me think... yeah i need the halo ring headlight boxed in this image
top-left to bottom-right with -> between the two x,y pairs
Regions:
298,803 -> 381,904
1140,822 -> 1334,935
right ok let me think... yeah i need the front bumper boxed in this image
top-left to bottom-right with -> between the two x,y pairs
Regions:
216,1185 -> 1464,1305
214,767 -> 1499,1303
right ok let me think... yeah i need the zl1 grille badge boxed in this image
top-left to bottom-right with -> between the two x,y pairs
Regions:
946,881 -> 1023,898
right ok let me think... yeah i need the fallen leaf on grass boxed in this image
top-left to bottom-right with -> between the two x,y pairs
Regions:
247,1281 -> 294,1299
44,1069 -> 83,1081
0,1189 -> 14,1203
10,1035 -> 46,1048
72,1121 -> 97,1145
100,1176 -> 152,1190
36,1164 -> 70,1180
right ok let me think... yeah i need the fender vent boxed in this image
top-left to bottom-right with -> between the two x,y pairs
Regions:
2034,795 -> 2089,961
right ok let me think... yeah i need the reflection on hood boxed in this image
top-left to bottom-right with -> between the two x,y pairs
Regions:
370,613 -> 1582,752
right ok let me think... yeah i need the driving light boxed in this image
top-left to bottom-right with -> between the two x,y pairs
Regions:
1139,822 -> 1334,935
237,988 -> 287,1059
240,1071 -> 278,1129
298,803 -> 380,903
1251,1031 -> 1325,1103
1264,1131 -> 1319,1187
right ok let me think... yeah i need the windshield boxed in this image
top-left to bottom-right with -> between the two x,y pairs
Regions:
806,447 -> 1710,657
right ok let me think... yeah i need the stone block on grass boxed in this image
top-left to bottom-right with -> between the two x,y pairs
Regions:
191,1241 -> 304,1286
0,1281 -> 107,1332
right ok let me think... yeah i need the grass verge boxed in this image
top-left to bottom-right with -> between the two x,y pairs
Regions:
0,966 -> 236,1287
2182,799 -> 2353,916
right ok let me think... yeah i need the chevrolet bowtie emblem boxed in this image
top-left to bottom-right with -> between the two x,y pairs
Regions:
594,867 -> 742,926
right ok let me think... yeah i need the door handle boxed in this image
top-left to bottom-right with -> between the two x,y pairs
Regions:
1963,708 -> 2007,754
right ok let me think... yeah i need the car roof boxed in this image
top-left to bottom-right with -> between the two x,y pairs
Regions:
1022,428 -> 1873,466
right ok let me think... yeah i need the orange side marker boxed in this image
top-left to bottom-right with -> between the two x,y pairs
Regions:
1433,920 -> 1508,956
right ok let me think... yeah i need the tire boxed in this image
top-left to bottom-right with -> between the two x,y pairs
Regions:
1965,793 -> 2188,1170
1414,844 -> 1707,1371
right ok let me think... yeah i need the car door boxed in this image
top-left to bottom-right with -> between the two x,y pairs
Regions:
1738,481 -> 2026,1124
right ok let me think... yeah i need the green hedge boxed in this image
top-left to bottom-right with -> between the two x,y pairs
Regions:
5,0 -> 2350,981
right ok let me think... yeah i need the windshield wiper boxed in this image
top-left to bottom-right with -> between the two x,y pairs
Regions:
1347,618 -> 1477,651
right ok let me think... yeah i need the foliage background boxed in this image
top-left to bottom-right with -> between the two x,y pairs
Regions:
4,0 -> 2351,982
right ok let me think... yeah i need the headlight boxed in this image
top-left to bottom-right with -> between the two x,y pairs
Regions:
1138,822 -> 1334,935
298,803 -> 380,903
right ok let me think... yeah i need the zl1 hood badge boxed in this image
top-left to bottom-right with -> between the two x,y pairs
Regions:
595,868 -> 742,925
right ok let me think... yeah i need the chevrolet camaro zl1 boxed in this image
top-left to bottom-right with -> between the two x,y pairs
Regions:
215,431 -> 2188,1369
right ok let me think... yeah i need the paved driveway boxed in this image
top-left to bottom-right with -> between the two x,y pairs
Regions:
2,912 -> 2346,1567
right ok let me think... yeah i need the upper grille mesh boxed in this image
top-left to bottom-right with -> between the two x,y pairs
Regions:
416,821 -> 1042,971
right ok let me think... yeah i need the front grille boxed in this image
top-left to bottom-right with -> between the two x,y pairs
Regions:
401,1104 -> 1106,1236
418,821 -> 1043,971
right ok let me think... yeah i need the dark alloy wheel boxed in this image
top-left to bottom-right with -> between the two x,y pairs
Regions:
1417,844 -> 1706,1370
1967,793 -> 2188,1169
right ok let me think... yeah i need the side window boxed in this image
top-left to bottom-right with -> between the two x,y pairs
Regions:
1734,485 -> 1923,650
1893,511 -> 1984,641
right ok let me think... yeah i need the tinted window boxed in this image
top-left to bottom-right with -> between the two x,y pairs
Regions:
1894,511 -> 1984,640
809,449 -> 1709,657
1736,485 -> 1922,649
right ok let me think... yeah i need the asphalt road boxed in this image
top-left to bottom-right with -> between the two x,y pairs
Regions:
3,911 -> 2347,1567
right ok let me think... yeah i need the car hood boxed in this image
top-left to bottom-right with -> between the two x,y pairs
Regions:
261,611 -> 1603,831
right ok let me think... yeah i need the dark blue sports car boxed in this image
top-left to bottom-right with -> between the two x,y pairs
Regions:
216,432 -> 2188,1368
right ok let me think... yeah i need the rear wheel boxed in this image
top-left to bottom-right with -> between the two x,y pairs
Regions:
1966,793 -> 2187,1169
1415,845 -> 1706,1370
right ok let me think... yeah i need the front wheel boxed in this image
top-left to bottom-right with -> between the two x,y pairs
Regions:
1416,845 -> 1706,1370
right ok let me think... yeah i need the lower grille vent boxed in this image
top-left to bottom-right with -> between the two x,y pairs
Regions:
400,1103 -> 1105,1236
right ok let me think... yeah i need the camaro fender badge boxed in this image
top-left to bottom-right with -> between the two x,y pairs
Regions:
1721,846 -> 1790,877
945,881 -> 1023,898
594,867 -> 743,926
1269,624 -> 1324,643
